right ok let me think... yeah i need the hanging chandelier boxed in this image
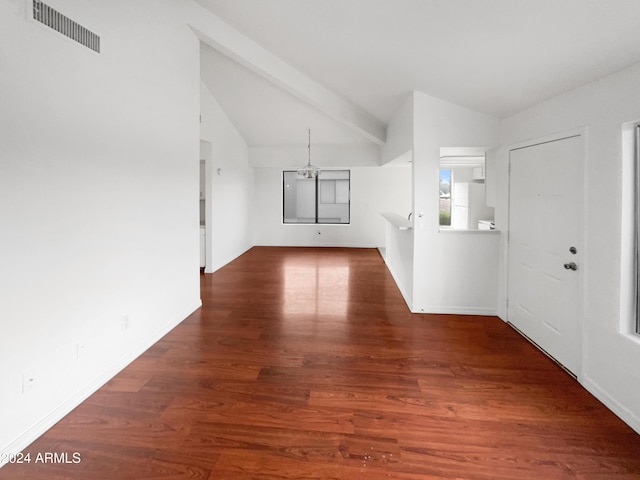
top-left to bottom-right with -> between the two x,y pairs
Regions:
297,128 -> 321,179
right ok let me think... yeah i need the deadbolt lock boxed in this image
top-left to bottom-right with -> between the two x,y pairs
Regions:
569,246 -> 577,254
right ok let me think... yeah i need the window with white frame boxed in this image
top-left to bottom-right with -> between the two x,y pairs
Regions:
283,170 -> 350,224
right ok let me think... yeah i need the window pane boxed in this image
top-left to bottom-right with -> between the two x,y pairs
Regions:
283,172 -> 316,223
319,180 -> 335,203
319,170 -> 349,180
318,202 -> 349,224
439,169 -> 452,226
318,171 -> 349,223
283,171 -> 298,222
336,179 -> 349,203
295,179 -> 316,221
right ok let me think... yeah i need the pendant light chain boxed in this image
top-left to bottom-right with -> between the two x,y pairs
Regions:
297,128 -> 321,178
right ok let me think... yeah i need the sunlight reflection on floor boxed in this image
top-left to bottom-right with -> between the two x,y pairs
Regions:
282,258 -> 350,317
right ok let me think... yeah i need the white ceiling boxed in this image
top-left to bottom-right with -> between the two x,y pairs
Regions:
200,45 -> 372,146
195,0 -> 640,147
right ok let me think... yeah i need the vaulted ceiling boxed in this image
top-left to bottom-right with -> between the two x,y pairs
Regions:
195,0 -> 640,148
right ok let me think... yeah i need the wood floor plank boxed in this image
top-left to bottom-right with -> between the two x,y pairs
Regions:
160,396 -> 355,435
2,247 -> 639,479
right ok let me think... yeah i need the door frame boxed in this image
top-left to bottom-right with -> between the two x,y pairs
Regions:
505,127 -> 588,379
200,140 -> 213,273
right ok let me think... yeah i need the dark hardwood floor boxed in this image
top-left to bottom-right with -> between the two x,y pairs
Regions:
3,247 -> 640,479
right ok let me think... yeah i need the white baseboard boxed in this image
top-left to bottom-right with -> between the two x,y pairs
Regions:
0,300 -> 202,467
411,305 -> 498,316
581,375 -> 640,436
254,242 -> 380,249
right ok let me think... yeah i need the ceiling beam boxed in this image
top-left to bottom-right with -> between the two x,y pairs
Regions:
188,7 -> 386,145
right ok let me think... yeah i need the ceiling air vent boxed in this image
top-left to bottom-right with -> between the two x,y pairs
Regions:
32,0 -> 100,53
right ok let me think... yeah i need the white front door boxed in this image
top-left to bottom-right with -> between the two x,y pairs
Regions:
508,134 -> 583,375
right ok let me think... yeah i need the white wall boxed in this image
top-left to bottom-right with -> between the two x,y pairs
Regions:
250,144 -> 382,168
200,82 -> 253,272
378,94 -> 416,303
412,91 -> 500,314
382,93 -> 414,165
252,164 -> 412,248
0,0 -> 201,458
498,61 -> 640,434
383,224 -> 414,305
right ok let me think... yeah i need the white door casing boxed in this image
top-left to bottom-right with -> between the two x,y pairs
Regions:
507,134 -> 583,375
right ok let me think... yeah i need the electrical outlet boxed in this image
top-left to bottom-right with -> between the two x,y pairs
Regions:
121,315 -> 130,331
22,372 -> 37,394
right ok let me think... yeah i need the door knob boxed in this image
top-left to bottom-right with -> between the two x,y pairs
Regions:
563,262 -> 578,271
